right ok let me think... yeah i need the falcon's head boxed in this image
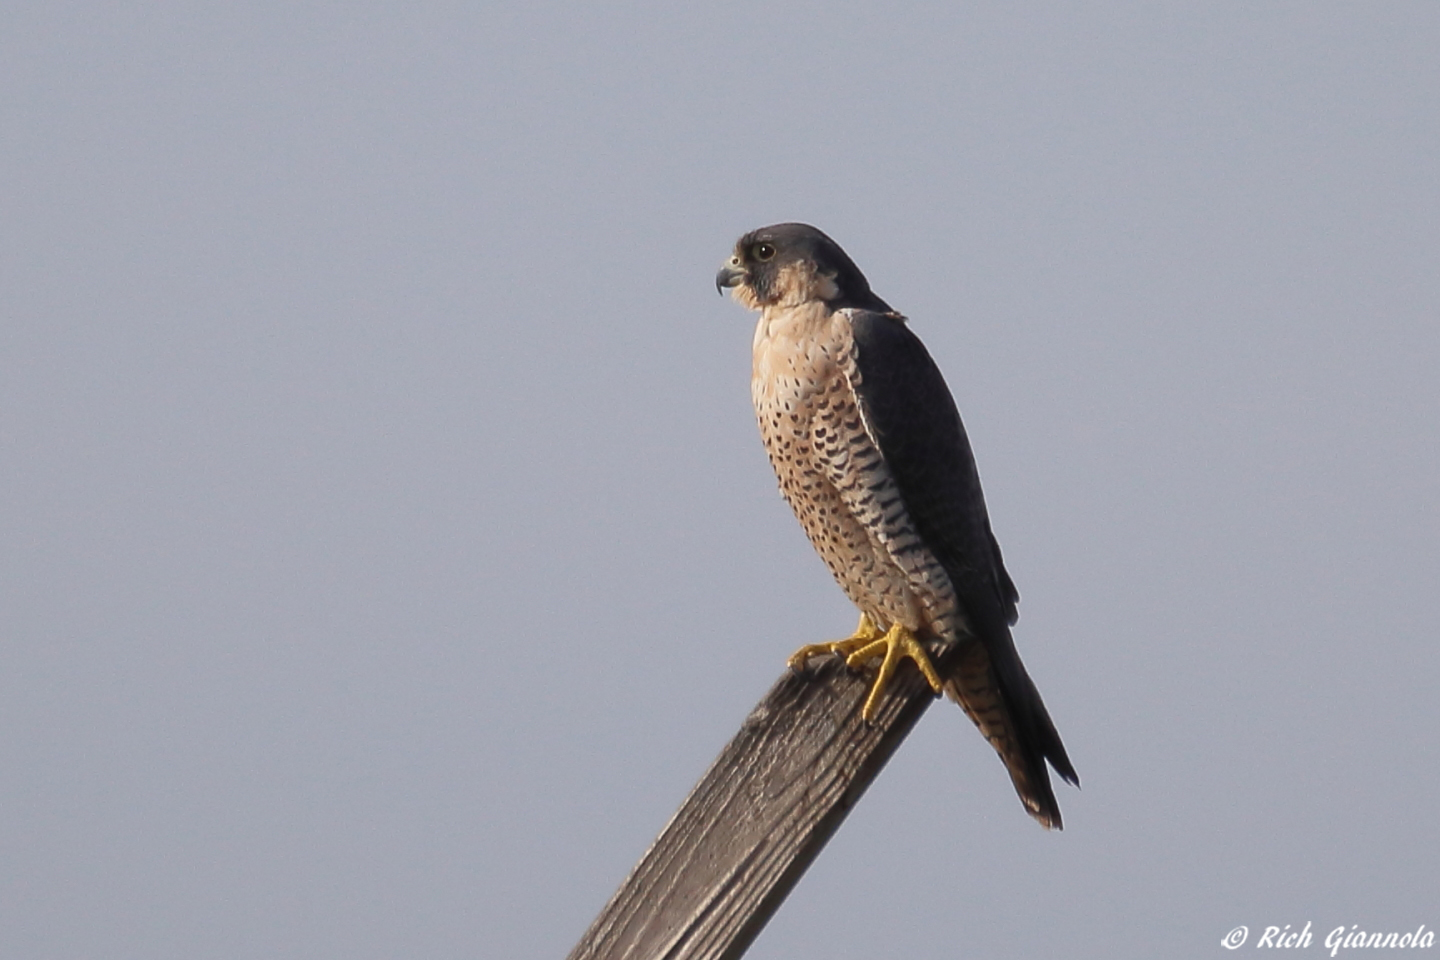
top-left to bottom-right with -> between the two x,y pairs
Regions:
716,223 -> 892,313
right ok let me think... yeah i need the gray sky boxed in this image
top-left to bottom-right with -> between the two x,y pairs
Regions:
3,3 -> 1437,958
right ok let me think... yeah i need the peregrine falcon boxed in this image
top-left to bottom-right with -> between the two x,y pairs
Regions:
717,223 -> 1078,828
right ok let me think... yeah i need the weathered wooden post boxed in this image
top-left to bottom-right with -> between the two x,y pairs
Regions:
567,654 -> 946,960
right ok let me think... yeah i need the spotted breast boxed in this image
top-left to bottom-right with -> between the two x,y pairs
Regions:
751,301 -> 965,645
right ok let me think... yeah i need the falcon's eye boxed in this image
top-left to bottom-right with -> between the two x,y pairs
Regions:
753,242 -> 776,261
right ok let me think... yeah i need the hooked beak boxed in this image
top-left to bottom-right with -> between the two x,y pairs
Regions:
715,260 -> 746,295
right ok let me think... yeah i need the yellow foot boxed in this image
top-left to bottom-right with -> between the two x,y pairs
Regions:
787,614 -> 882,672
788,615 -> 944,722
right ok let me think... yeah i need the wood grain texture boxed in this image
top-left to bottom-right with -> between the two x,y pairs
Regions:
566,654 -> 946,960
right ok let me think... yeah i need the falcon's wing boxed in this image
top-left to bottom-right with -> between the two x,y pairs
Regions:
844,309 -> 1078,822
845,310 -> 1017,640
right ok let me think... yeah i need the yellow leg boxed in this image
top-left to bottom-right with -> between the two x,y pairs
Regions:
788,616 -> 944,722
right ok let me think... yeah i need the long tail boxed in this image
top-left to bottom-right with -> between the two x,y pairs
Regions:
943,639 -> 1079,829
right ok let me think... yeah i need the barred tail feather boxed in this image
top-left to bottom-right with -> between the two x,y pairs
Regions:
943,641 -> 1078,830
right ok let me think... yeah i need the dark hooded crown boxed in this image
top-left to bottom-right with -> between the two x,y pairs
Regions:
719,223 -> 893,312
